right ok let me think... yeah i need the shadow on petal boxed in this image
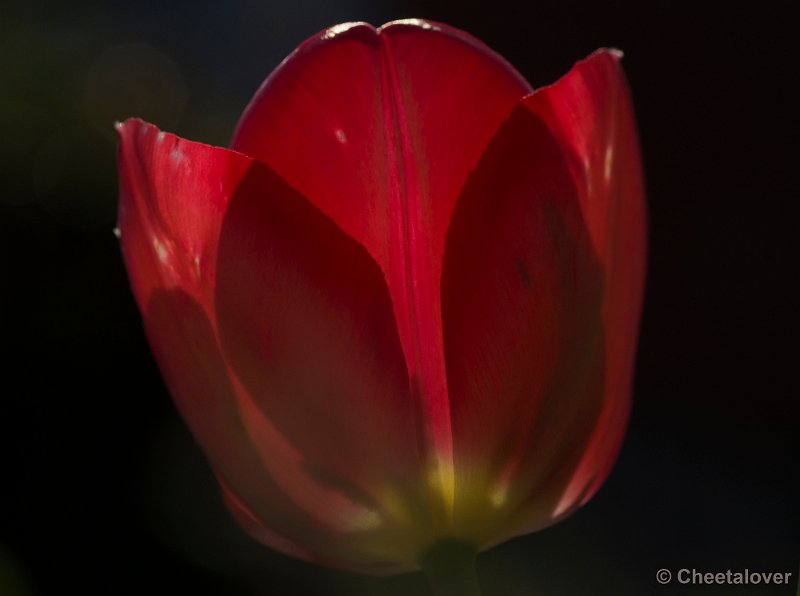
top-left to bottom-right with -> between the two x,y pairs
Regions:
145,287 -> 417,571
214,161 -> 435,566
442,104 -> 606,546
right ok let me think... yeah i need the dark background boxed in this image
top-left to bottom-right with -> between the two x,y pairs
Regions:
2,0 -> 797,594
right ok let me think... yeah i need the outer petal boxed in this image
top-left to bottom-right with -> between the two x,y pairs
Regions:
230,20 -> 532,513
441,104 -> 606,547
117,120 -> 428,572
117,123 -> 326,561
117,117 -> 247,311
521,50 -> 647,517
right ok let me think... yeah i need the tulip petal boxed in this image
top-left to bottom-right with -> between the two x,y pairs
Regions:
230,21 -> 532,510
144,289 -> 417,572
219,482 -> 406,573
213,153 -> 438,562
116,118 -> 249,312
115,121 -> 362,563
441,104 -> 606,546
118,119 -> 428,570
143,290 -> 317,556
231,21 -> 530,268
521,50 -> 647,517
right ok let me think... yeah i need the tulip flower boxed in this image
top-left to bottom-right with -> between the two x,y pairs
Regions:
116,19 -> 645,594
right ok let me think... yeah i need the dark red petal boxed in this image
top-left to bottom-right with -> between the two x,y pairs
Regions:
230,21 -> 531,495
441,105 -> 606,546
521,50 -> 647,516
213,158 -> 435,557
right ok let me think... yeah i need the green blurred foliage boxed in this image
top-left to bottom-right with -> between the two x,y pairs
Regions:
0,545 -> 36,596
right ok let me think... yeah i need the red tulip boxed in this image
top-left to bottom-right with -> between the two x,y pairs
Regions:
117,18 -> 645,580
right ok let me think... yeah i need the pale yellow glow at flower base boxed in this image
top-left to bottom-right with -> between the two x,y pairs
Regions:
427,456 -> 456,524
489,484 -> 508,508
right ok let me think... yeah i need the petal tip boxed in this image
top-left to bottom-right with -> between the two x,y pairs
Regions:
115,117 -> 154,141
608,47 -> 624,60
319,21 -> 375,41
378,18 -> 440,32
580,48 -> 625,68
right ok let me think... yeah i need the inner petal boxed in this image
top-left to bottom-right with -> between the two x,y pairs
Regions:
229,20 -> 532,524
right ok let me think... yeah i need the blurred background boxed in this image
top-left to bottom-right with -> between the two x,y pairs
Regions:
1,0 -> 797,594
